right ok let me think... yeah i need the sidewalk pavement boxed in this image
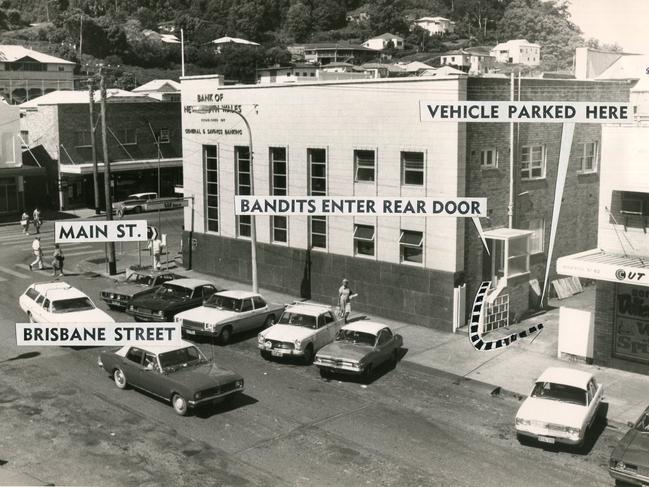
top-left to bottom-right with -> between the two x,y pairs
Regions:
78,253 -> 649,429
0,466 -> 51,485
0,207 -> 103,227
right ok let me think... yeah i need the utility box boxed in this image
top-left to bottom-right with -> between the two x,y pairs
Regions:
558,306 -> 594,363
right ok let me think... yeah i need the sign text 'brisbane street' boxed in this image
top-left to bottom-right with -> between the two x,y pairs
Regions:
235,197 -> 486,217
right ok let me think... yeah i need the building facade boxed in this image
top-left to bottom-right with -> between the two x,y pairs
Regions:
440,49 -> 495,75
180,74 -> 628,331
362,34 -> 405,51
490,40 -> 541,66
21,93 -> 182,209
412,17 -> 455,35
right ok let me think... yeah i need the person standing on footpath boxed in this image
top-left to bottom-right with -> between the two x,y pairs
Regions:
20,211 -> 30,234
338,278 -> 358,324
52,244 -> 64,277
32,208 -> 41,234
29,237 -> 43,270
151,237 -> 163,270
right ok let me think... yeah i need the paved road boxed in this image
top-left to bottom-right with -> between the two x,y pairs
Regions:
0,211 -> 622,487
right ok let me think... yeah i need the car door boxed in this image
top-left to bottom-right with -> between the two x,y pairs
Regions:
586,378 -> 603,426
237,298 -> 256,332
251,295 -> 269,329
374,329 -> 393,365
31,294 -> 47,322
122,347 -> 145,389
137,352 -> 168,398
323,311 -> 341,343
313,315 -> 333,350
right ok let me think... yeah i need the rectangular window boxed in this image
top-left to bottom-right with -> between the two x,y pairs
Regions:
236,146 -> 251,237
401,151 -> 424,186
480,148 -> 498,168
270,147 -> 288,243
579,142 -> 598,173
354,224 -> 375,256
158,128 -> 170,144
203,145 -> 219,232
354,149 -> 375,182
308,148 -> 327,249
527,218 -> 545,254
399,229 -> 423,264
521,145 -> 545,180
75,130 -> 92,147
116,128 -> 137,145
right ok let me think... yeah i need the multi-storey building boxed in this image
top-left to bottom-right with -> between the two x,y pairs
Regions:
490,39 -> 541,66
180,74 -> 628,331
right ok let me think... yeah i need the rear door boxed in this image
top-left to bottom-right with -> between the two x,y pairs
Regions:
123,347 -> 145,388
238,298 -> 256,331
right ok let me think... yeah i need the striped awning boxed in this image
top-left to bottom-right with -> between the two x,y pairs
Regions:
557,248 -> 649,286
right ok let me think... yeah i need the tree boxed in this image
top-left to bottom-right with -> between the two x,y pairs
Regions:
311,0 -> 346,31
368,0 -> 408,36
286,2 -> 311,42
216,44 -> 265,83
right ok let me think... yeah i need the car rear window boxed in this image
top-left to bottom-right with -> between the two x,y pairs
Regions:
26,288 -> 40,301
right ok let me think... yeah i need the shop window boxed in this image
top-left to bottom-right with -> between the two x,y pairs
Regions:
203,145 -> 219,232
354,149 -> 375,182
527,218 -> 545,254
521,145 -> 545,180
399,229 -> 423,264
308,148 -> 327,249
235,146 -> 251,238
354,224 -> 375,256
401,151 -> 424,186
578,142 -> 598,173
272,216 -> 288,243
481,148 -> 498,169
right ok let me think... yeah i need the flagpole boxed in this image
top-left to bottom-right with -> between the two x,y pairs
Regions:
181,29 -> 185,77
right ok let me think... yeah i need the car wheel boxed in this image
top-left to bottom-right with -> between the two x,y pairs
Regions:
303,345 -> 314,365
219,326 -> 232,345
172,393 -> 189,416
390,350 -> 399,369
260,350 -> 271,360
113,368 -> 127,389
362,364 -> 373,384
319,368 -> 330,379
263,315 -> 275,328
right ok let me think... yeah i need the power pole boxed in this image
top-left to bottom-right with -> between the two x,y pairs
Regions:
88,80 -> 100,214
99,70 -> 117,275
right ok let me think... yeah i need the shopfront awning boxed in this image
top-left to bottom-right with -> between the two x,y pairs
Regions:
0,165 -> 46,176
557,248 -> 649,286
60,158 -> 182,175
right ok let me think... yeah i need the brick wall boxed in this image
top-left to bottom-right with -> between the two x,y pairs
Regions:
185,231 -> 461,330
463,78 -> 630,323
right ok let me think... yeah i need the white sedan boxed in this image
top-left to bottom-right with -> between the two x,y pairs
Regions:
515,367 -> 603,447
19,282 -> 115,323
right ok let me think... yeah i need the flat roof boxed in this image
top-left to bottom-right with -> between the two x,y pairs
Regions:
536,367 -> 592,390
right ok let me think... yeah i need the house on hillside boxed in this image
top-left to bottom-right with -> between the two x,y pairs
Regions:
440,48 -> 495,75
132,79 -> 181,101
346,4 -> 369,24
363,33 -> 405,51
298,43 -> 376,65
490,39 -> 540,66
412,17 -> 455,35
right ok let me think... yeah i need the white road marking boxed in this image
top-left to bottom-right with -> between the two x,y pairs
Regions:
0,266 -> 30,278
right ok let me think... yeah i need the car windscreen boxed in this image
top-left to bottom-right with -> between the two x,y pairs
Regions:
278,312 -> 317,329
154,283 -> 192,299
531,382 -> 587,406
335,329 -> 376,346
636,412 -> 649,432
126,274 -> 153,285
158,346 -> 206,371
204,295 -> 241,311
51,297 -> 95,313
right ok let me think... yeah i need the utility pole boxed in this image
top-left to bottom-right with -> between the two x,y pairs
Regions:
99,69 -> 117,275
88,80 -> 100,214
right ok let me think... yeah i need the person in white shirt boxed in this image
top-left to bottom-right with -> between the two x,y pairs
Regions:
32,208 -> 41,234
29,237 -> 43,270
151,237 -> 163,270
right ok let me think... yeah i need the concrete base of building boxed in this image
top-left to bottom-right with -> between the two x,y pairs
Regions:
183,231 -> 462,331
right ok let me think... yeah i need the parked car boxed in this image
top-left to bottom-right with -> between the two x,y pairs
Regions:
113,192 -> 185,216
100,270 -> 185,311
257,302 -> 344,364
98,340 -> 244,415
19,282 -> 114,323
126,278 -> 220,322
314,321 -> 403,381
175,290 -> 285,344
609,406 -> 649,486
515,367 -> 603,447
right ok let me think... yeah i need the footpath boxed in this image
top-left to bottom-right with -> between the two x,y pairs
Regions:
77,252 -> 649,429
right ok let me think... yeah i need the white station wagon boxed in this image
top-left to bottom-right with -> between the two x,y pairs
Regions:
257,302 -> 344,364
19,282 -> 115,324
515,367 -> 604,447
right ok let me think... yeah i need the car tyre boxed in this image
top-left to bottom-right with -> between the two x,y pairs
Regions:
362,364 -> 373,384
113,368 -> 127,389
303,345 -> 314,365
172,393 -> 189,416
219,326 -> 232,345
263,315 -> 275,329
319,368 -> 331,379
260,350 -> 271,361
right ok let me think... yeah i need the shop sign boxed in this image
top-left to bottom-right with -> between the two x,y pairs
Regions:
614,284 -> 649,364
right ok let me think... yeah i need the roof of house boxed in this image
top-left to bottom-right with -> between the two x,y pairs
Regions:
536,367 -> 593,390
20,89 -> 154,108
492,39 -> 541,50
415,16 -> 453,23
401,61 -> 434,72
443,48 -> 494,57
341,321 -> 388,335
322,62 -> 354,68
596,53 -> 649,80
132,79 -> 180,93
0,45 -> 75,65
368,33 -> 404,41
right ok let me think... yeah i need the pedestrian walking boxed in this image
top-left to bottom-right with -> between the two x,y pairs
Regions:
29,237 -> 43,270
338,278 -> 358,324
32,208 -> 41,234
151,236 -> 163,270
51,244 -> 64,277
20,211 -> 30,234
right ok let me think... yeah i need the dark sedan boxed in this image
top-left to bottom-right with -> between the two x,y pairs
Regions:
126,278 -> 220,322
609,406 -> 649,486
100,270 -> 184,310
98,341 -> 244,415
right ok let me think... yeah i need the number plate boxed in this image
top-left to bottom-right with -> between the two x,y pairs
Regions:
271,350 -> 283,357
185,329 -> 196,335
537,436 -> 555,444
